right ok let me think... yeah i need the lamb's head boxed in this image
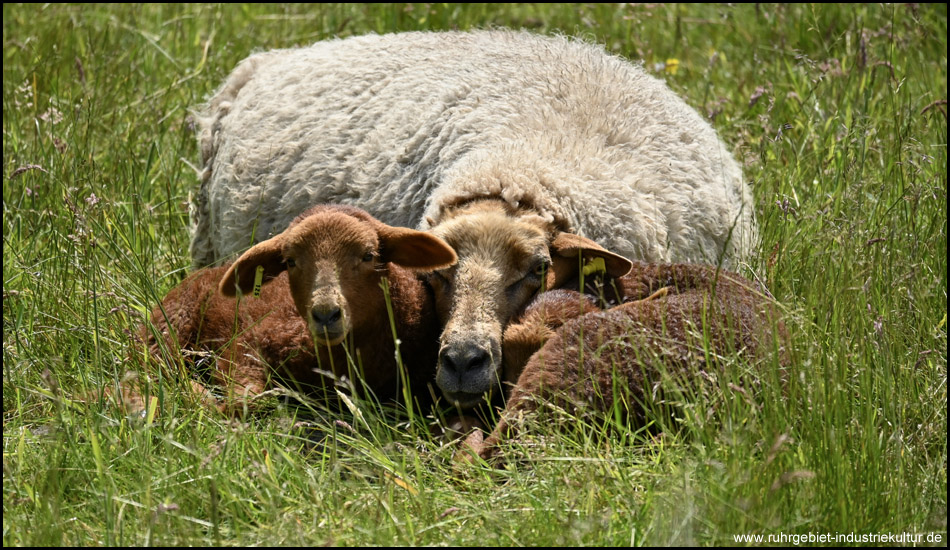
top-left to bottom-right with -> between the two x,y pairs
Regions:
427,199 -> 632,409
219,205 -> 457,345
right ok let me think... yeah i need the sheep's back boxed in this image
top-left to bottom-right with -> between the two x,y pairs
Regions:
192,30 -> 754,267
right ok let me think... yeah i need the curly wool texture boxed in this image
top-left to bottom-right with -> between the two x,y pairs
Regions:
465,262 -> 790,462
192,30 -> 756,268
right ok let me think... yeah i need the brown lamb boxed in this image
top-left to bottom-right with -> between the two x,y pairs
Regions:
145,205 -> 457,414
461,261 -> 788,462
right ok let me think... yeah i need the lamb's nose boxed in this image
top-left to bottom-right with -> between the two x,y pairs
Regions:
311,307 -> 342,328
439,345 -> 491,375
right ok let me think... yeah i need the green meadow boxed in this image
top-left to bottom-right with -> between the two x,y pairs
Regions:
3,3 -> 946,545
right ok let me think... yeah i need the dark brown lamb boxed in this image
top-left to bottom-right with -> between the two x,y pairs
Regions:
462,261 -> 788,462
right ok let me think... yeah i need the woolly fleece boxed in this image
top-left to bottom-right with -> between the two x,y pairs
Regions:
191,30 -> 756,268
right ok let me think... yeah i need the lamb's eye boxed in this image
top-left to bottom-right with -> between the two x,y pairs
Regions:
285,258 -> 296,268
524,260 -> 550,281
362,252 -> 375,263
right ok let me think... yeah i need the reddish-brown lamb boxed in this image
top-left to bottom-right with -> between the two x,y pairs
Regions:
145,205 -> 457,415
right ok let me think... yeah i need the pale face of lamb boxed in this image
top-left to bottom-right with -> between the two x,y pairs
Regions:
428,203 -> 553,408
427,200 -> 632,409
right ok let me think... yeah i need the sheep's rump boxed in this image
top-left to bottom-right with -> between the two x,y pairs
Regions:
192,30 -> 756,268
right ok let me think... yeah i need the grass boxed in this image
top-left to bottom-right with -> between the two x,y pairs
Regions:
3,3 -> 946,546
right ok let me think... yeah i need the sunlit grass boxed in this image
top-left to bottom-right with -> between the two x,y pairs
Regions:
4,3 -> 946,546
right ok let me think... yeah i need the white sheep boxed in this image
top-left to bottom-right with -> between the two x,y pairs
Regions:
191,30 -> 758,407
191,30 -> 756,269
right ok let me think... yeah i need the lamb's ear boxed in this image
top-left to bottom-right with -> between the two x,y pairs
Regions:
548,232 -> 633,288
377,225 -> 458,271
218,237 -> 287,297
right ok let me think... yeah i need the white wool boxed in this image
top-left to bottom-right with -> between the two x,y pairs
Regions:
191,30 -> 756,268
